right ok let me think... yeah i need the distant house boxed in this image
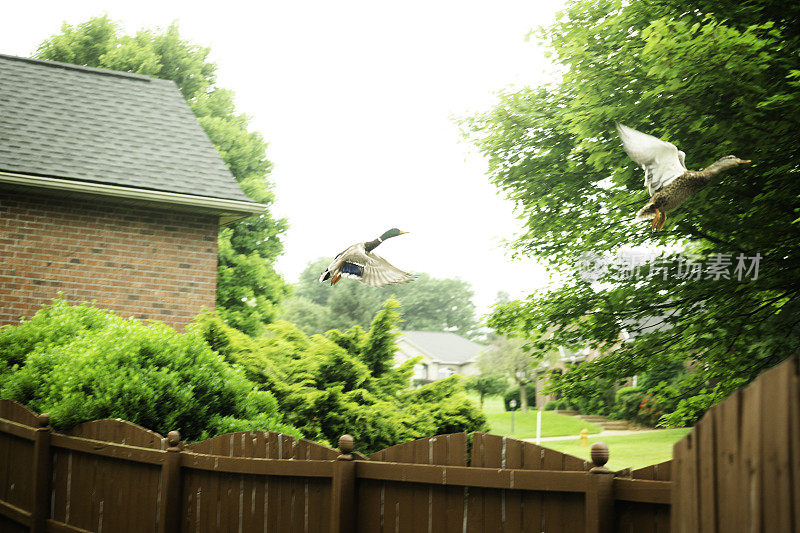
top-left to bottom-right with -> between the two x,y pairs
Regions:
534,316 -> 671,407
0,54 -> 264,329
395,331 -> 484,382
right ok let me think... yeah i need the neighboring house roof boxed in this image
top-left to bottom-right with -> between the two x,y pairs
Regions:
398,331 -> 484,365
558,345 -> 591,363
620,313 -> 674,339
0,54 -> 263,222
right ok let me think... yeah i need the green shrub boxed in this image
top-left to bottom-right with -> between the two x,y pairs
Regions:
403,377 -> 488,435
197,301 -> 487,454
0,299 -> 111,369
503,384 -> 536,411
0,300 -> 294,441
609,386 -> 644,421
544,400 -> 559,411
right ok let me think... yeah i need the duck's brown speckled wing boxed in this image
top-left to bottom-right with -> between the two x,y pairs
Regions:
360,254 -> 417,287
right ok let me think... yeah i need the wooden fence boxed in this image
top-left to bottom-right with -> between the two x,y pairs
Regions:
0,402 -> 667,533
0,354 -> 796,532
671,353 -> 800,533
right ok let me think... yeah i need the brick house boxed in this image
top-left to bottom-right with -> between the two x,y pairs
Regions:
0,54 -> 265,329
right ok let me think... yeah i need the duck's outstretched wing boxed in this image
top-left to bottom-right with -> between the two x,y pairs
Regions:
616,123 -> 687,195
361,254 -> 417,287
319,244 -> 416,287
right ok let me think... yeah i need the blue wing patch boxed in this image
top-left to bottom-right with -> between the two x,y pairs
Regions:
340,262 -> 363,276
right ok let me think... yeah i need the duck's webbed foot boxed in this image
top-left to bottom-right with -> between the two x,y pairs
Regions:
656,211 -> 666,231
651,209 -> 661,231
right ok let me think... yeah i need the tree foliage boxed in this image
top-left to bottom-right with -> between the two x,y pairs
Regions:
35,16 -> 289,335
282,258 -> 478,337
465,0 -> 800,425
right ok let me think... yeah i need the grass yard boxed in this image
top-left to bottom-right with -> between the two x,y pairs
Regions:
468,394 -> 691,470
470,394 -> 602,438
542,428 -> 692,471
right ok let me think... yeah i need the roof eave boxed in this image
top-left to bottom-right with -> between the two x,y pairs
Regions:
0,171 -> 265,226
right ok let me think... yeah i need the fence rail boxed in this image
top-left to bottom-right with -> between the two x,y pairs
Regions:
0,402 -> 668,533
0,354 -> 797,532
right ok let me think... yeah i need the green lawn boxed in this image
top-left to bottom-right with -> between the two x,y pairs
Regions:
469,394 -> 691,470
542,428 -> 692,471
471,394 -> 602,438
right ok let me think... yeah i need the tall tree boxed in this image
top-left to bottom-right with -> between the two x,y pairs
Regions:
463,374 -> 508,408
35,16 -> 289,335
465,0 -> 800,425
477,337 -> 540,412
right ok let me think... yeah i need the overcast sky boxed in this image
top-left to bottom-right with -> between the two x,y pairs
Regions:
2,1 -> 566,316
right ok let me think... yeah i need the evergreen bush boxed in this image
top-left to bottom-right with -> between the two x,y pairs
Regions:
0,300 -> 294,440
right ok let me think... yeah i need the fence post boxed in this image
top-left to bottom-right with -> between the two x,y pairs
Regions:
585,442 -> 614,533
330,434 -> 356,533
158,430 -> 183,533
31,413 -> 51,533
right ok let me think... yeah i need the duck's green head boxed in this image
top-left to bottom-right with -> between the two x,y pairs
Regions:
380,228 -> 408,240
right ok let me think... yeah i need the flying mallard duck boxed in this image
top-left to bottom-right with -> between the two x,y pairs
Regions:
319,228 -> 418,287
616,123 -> 751,231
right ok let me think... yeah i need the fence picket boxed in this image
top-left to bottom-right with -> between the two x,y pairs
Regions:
697,411 -> 718,532
31,415 -> 51,533
790,358 -> 800,533
713,390 -> 740,533
411,438 -> 431,533
444,433 -> 468,533
740,376 -> 763,532
466,432 -> 484,533
504,438 -> 524,533
481,434 -> 504,530
760,361 -> 793,533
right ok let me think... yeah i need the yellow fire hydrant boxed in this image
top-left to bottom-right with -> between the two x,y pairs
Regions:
580,428 -> 589,446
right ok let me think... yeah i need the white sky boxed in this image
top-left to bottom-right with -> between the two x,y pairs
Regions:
2,1 -> 566,316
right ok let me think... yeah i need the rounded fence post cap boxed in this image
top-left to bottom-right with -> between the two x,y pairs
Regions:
590,441 -> 609,468
338,434 -> 354,454
167,430 -> 181,447
38,413 -> 50,427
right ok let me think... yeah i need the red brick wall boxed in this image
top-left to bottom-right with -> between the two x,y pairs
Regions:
0,189 -> 218,330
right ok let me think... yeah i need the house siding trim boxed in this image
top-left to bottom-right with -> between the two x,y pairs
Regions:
0,171 -> 265,225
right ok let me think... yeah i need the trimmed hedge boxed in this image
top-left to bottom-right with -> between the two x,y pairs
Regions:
503,384 -> 536,411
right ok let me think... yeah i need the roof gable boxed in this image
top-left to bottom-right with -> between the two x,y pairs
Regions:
398,331 -> 485,364
0,54 -> 255,204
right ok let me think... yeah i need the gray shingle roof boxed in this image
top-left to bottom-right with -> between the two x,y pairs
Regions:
0,54 -> 255,203
398,331 -> 485,364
